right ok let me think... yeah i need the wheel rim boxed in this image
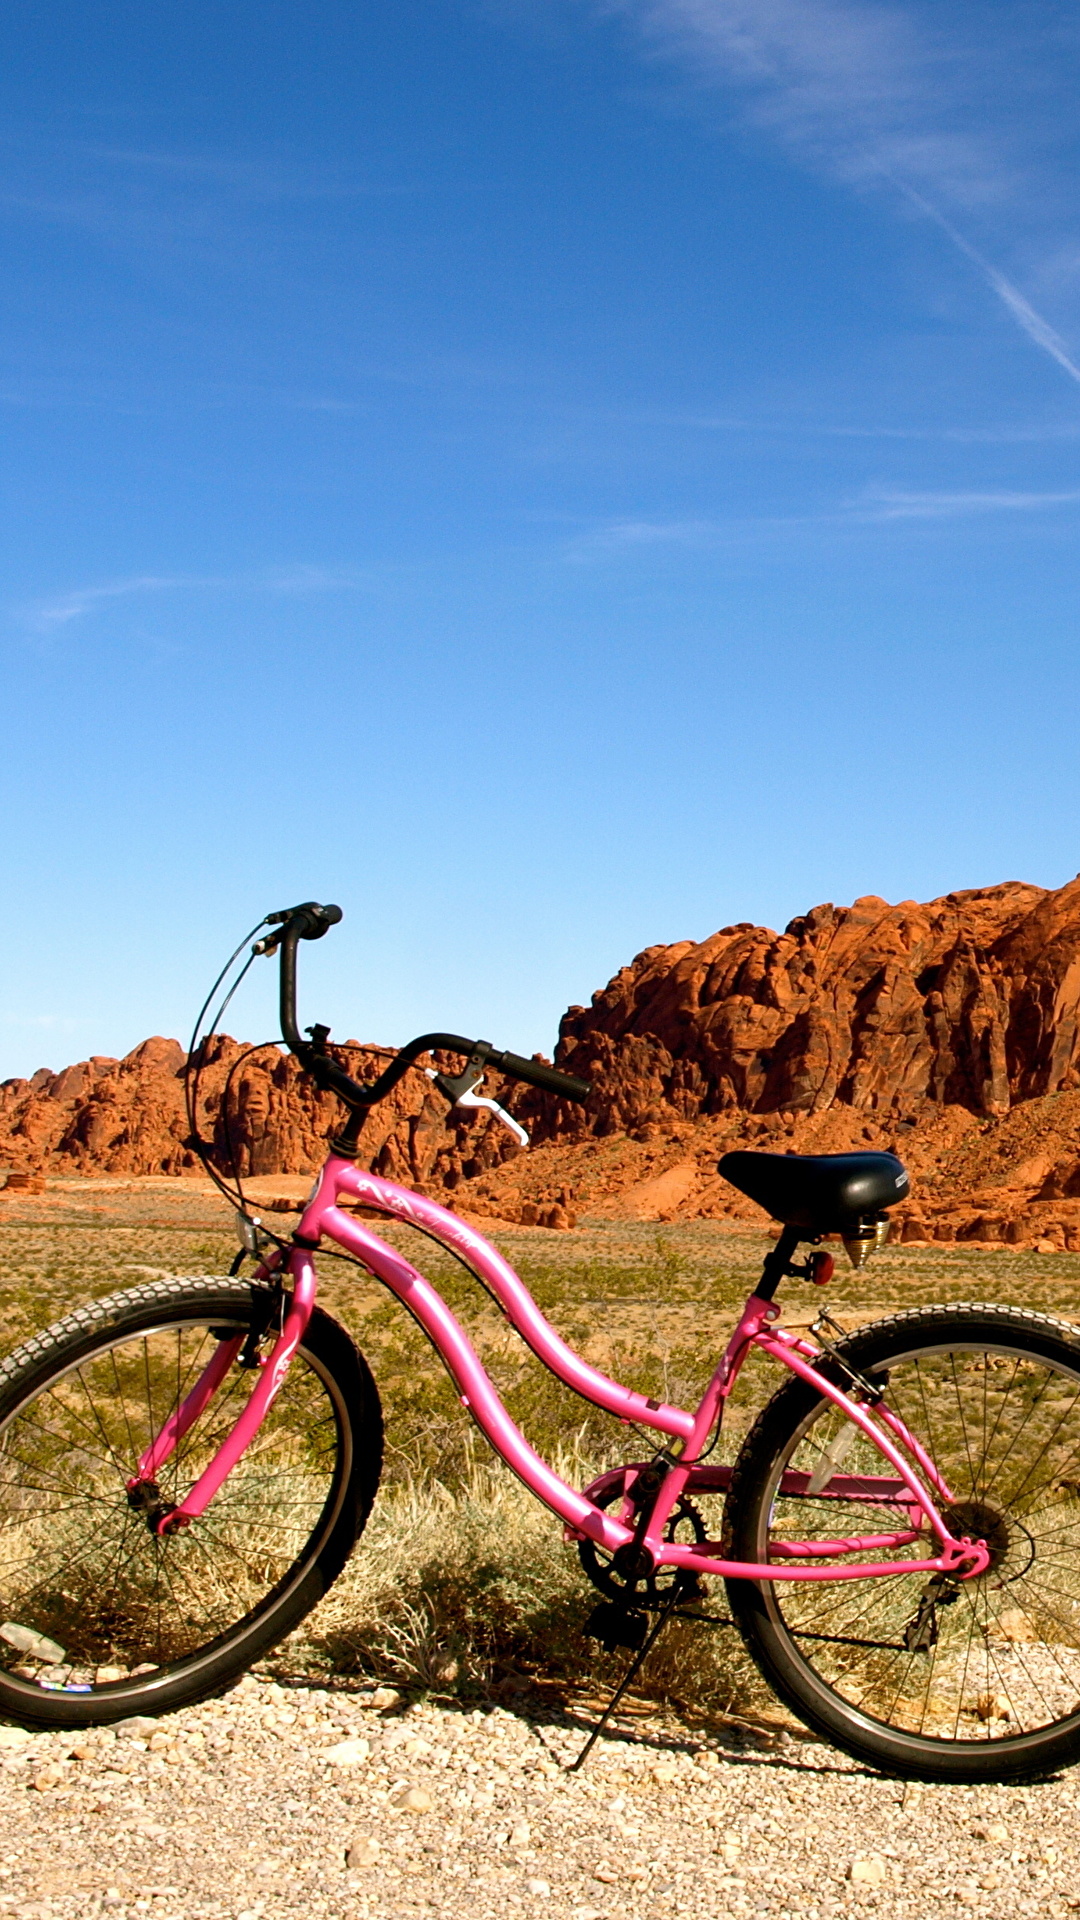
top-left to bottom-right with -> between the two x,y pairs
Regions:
752,1336 -> 1080,1747
0,1311 -> 349,1696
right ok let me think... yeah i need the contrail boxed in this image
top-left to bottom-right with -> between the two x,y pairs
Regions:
618,2 -> 1080,390
882,180 -> 1080,387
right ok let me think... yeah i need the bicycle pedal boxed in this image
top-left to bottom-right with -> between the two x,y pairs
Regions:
583,1601 -> 649,1654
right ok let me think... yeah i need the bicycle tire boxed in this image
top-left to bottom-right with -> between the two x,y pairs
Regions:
724,1303 -> 1080,1782
0,1275 -> 382,1729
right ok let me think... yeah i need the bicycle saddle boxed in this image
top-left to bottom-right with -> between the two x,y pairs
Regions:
718,1149 -> 909,1232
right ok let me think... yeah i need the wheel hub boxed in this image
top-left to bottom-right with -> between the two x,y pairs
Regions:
126,1477 -> 171,1533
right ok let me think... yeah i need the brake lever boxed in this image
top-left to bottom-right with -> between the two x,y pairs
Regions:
425,1069 -> 530,1148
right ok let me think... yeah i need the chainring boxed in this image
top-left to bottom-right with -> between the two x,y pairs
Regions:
578,1485 -> 709,1607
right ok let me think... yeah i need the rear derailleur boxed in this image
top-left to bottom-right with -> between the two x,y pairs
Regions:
902,1573 -> 959,1653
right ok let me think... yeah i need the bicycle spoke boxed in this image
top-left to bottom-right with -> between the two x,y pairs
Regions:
948,1352 -> 978,1499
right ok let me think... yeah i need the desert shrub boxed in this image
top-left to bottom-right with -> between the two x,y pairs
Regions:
288,1442 -> 767,1720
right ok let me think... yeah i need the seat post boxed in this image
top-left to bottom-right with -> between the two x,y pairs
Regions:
755,1224 -> 803,1301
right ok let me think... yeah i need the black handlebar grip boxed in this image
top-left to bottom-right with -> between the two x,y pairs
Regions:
494,1050 -> 591,1103
293,902 -> 343,940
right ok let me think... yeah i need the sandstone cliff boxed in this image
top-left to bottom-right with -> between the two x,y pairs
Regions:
541,879 -> 1080,1137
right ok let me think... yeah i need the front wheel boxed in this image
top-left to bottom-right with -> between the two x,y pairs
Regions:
724,1304 -> 1080,1782
0,1275 -> 382,1728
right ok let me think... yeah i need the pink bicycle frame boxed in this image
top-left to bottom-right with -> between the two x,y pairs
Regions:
135,1156 -> 989,1583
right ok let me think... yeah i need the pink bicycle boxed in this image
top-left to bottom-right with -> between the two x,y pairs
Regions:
2,903 -> 1080,1783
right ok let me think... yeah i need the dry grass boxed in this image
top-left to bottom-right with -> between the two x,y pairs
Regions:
286,1440 -> 768,1720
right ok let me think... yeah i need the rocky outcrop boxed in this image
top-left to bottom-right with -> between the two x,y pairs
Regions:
539,879 -> 1080,1138
11,877 -> 1080,1248
0,1035 -> 520,1193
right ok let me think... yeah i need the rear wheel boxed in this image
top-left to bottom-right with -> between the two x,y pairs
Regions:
0,1275 -> 382,1728
724,1304 -> 1080,1781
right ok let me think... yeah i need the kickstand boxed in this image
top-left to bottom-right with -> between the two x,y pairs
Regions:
568,1583 -> 684,1773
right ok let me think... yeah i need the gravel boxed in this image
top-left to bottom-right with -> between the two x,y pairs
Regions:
1,1676 -> 1079,1919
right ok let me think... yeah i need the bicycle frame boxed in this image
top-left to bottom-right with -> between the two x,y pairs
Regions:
135,1154 -> 990,1585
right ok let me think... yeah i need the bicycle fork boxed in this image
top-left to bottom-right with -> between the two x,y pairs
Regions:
125,1252 -> 316,1536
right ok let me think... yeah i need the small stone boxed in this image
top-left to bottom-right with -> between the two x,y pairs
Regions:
993,1609 -> 1038,1644
720,1842 -> 742,1866
391,1783 -> 433,1812
115,1716 -> 159,1734
31,1763 -> 64,1791
0,1727 -> 31,1748
975,1692 -> 1012,1722
593,1863 -> 618,1883
978,1822 -> 1010,1845
323,1737 -> 371,1767
345,1835 -> 381,1868
370,1687 -> 403,1712
510,1822 -> 531,1849
849,1856 -> 888,1886
0,1623 -> 65,1664
527,1880 -> 551,1897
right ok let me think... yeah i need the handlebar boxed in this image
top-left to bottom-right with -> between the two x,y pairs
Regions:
259,901 -> 592,1111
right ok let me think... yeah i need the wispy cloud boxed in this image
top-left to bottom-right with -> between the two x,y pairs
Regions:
587,516 -> 725,546
984,272 -> 1080,387
15,566 -> 369,635
576,485 -> 1080,551
619,0 -> 1004,196
612,406 -> 1080,444
26,574 -> 186,632
611,0 -> 1080,387
853,486 -> 1080,520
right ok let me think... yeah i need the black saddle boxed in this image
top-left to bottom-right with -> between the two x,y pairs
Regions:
718,1149 -> 909,1232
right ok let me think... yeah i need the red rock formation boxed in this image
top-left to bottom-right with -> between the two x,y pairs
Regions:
538,879 -> 1080,1138
11,877 -> 1080,1249
0,1033 -> 520,1193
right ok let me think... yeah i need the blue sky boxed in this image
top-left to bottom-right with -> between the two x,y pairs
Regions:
3,1 -> 1080,1078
